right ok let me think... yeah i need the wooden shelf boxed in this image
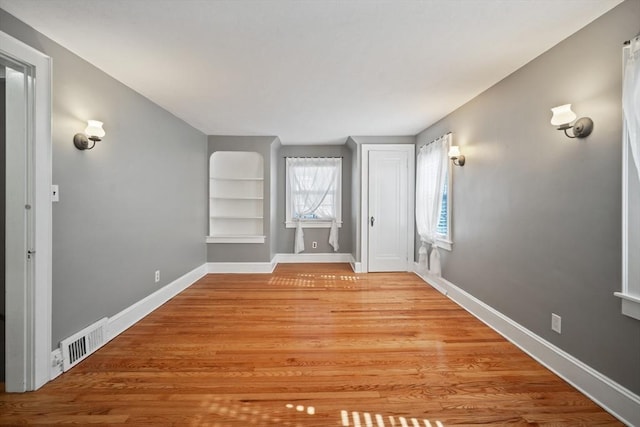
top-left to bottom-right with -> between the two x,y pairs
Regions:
210,196 -> 264,200
210,216 -> 263,220
206,235 -> 266,244
210,177 -> 263,181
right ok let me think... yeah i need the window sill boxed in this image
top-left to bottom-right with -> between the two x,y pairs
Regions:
614,292 -> 640,321
435,238 -> 453,251
285,220 -> 343,229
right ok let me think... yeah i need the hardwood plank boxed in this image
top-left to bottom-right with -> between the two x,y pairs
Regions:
0,263 -> 622,425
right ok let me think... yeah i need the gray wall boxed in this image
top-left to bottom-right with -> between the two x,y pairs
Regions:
346,137 -> 360,262
207,135 -> 277,263
1,10 -> 208,349
415,0 -> 640,393
274,144 -> 353,254
270,138 -> 282,260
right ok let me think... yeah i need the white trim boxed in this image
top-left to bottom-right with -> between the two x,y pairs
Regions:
49,349 -> 63,381
32,41 -> 53,392
414,269 -> 640,427
206,262 -> 276,274
614,292 -> 640,320
437,134 -> 454,246
435,238 -> 453,251
361,147 -> 369,273
1,31 -> 53,391
206,235 -> 266,244
206,254 -> 358,274
350,261 -> 363,273
107,264 -> 207,340
273,253 -> 354,264
360,144 -> 415,273
284,220 -> 343,229
618,63 -> 640,319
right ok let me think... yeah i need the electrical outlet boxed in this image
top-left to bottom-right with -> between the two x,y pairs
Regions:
551,313 -> 561,334
312,241 -> 318,249
155,270 -> 160,283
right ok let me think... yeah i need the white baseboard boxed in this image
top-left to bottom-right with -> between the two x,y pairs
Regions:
206,261 -> 276,273
414,267 -> 640,427
107,264 -> 207,340
273,253 -> 354,264
350,261 -> 363,273
206,254 -> 357,274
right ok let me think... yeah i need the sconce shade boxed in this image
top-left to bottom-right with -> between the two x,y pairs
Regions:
448,146 -> 461,158
74,119 -> 105,150
85,120 -> 105,140
550,104 -> 577,127
550,104 -> 593,139
448,145 -> 465,166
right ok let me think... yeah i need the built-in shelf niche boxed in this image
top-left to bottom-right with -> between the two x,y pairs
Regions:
208,151 -> 265,244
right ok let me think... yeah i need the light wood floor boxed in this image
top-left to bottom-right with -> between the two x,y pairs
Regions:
1,263 -> 621,426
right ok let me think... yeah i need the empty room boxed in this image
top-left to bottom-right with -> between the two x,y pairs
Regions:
1,0 -> 639,425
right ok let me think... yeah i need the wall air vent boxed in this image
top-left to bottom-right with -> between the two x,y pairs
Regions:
60,317 -> 108,372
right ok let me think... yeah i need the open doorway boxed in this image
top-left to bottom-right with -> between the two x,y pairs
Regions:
1,31 -> 52,392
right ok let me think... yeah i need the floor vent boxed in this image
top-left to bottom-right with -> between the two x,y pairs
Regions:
60,317 -> 108,372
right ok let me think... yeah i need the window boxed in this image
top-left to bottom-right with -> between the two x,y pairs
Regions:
416,133 -> 452,253
615,36 -> 640,320
436,179 -> 449,237
285,157 -> 342,228
436,167 -> 452,249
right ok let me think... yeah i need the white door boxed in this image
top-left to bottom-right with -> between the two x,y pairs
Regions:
368,149 -> 411,272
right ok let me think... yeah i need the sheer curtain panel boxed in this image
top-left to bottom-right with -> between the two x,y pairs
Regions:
294,220 -> 305,254
415,134 -> 450,275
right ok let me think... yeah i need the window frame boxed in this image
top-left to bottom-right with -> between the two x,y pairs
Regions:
614,37 -> 640,320
435,144 -> 453,251
285,157 -> 343,229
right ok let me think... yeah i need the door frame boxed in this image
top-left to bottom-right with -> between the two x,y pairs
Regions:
360,144 -> 414,273
1,31 -> 52,391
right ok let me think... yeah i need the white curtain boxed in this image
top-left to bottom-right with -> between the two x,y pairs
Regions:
294,220 -> 305,254
329,219 -> 339,252
415,134 -> 450,276
287,157 -> 340,253
623,36 -> 640,181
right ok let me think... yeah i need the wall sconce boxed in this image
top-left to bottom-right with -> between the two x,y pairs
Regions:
73,120 -> 105,150
550,104 -> 593,139
448,145 -> 465,166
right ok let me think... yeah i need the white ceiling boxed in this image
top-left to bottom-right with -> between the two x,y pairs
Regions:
0,0 -> 623,144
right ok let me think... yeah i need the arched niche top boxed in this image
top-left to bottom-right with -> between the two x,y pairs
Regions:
210,151 -> 263,180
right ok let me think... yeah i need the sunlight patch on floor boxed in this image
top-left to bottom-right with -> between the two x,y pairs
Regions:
268,273 -> 361,289
285,403 -> 315,415
341,409 -> 444,427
